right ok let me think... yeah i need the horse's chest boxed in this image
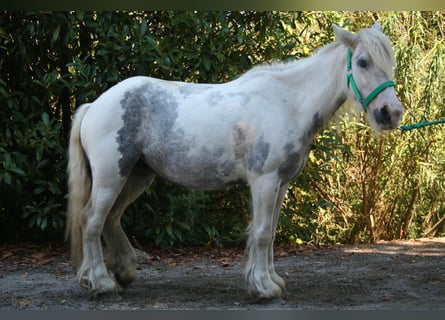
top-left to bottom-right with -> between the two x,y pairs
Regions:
277,143 -> 311,183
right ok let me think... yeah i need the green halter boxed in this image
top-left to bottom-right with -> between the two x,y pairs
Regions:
346,48 -> 395,113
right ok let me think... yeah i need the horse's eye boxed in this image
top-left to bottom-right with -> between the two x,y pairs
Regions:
358,59 -> 368,68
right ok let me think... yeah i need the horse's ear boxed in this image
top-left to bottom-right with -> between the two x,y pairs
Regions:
372,22 -> 382,31
332,24 -> 357,49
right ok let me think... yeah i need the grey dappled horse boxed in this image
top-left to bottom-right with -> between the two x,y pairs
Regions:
66,23 -> 403,300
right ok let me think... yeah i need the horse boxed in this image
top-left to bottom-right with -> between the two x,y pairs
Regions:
66,23 -> 403,300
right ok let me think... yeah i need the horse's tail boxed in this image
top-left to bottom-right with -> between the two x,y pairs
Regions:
66,103 -> 91,267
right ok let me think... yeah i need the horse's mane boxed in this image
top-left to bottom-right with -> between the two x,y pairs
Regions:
243,27 -> 395,79
242,42 -> 341,76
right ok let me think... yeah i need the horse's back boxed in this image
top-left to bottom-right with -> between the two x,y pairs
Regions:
79,73 -> 303,189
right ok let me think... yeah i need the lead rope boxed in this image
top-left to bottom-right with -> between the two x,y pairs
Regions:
399,118 -> 445,131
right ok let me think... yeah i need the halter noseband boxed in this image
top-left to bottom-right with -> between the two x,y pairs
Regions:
346,48 -> 395,113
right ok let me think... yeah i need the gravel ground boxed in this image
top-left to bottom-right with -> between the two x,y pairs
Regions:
1,237 -> 444,310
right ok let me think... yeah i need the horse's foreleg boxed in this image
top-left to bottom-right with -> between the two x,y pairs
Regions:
102,165 -> 156,288
245,172 -> 283,299
78,183 -> 124,295
268,183 -> 288,292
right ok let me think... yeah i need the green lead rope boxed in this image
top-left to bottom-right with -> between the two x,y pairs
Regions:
399,118 -> 445,131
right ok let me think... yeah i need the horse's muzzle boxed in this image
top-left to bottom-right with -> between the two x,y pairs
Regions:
374,103 -> 404,130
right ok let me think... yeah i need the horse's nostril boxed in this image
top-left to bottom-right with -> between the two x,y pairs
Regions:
373,105 -> 397,127
381,105 -> 391,121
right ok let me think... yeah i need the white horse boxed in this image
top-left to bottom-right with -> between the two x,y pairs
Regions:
66,23 -> 403,300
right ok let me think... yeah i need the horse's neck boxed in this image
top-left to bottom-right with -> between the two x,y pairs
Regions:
282,43 -> 348,121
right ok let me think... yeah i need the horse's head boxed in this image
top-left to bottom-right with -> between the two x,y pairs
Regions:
333,23 -> 404,131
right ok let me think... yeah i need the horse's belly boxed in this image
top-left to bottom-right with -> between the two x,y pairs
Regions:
142,144 -> 246,190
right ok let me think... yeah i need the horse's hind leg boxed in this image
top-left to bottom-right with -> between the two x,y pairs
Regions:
102,163 -> 156,288
78,173 -> 127,295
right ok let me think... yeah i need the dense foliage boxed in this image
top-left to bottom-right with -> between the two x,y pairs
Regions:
1,11 -> 444,245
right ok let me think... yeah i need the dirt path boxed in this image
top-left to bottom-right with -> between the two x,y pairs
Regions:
1,238 -> 444,310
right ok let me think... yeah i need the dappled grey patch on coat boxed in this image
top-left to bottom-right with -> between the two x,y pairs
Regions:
247,135 -> 270,172
278,151 -> 308,182
233,92 -> 251,106
335,96 -> 347,110
232,125 -> 247,161
299,112 -> 324,151
308,112 -> 324,140
186,146 -> 238,189
116,87 -> 146,177
283,143 -> 294,154
179,84 -> 212,98
116,83 -> 179,177
277,113 -> 325,182
142,126 -> 194,182
207,91 -> 252,107
149,143 -> 239,190
278,143 -> 308,182
208,91 -> 224,106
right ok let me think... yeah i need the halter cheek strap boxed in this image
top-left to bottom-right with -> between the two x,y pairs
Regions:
346,48 -> 395,113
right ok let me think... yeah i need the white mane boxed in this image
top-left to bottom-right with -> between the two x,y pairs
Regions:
243,42 -> 342,76
243,28 -> 395,80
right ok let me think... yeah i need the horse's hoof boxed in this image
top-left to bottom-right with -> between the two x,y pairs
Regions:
80,276 -> 94,291
79,275 -> 118,297
281,289 -> 289,299
90,284 -> 119,299
92,289 -> 121,300
115,273 -> 134,289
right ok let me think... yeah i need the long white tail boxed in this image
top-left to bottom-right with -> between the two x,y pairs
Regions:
66,103 -> 91,267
